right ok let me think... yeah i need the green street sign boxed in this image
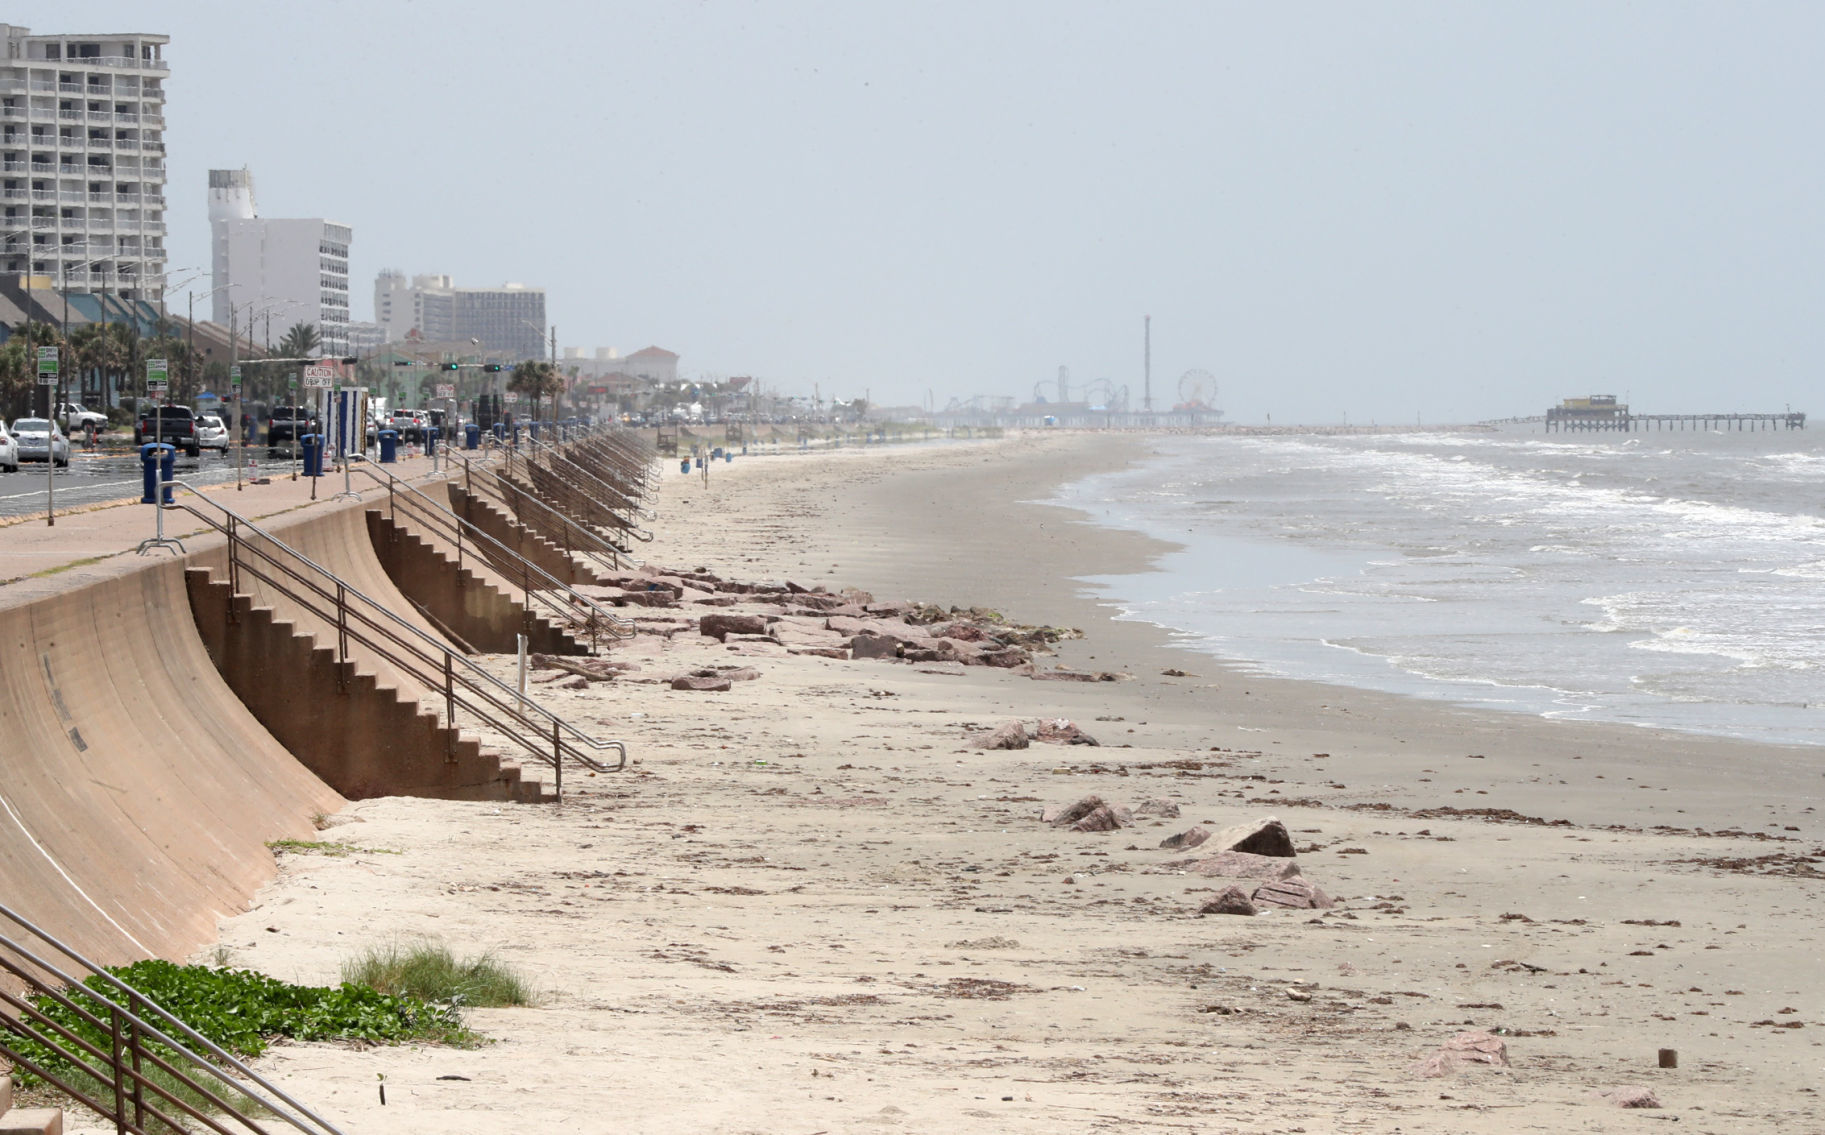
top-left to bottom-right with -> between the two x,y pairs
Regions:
146,357 -> 169,393
36,346 -> 56,384
229,364 -> 242,387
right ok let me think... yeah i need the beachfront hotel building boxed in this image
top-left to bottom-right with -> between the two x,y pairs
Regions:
374,269 -> 546,360
0,25 -> 169,301
209,167 -> 352,357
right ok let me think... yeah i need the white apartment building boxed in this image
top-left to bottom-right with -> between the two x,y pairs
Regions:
372,270 -> 545,359
0,25 -> 169,299
209,167 -> 351,356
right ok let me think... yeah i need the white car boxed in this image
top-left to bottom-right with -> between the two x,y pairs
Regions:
196,413 -> 230,453
0,422 -> 18,472
10,418 -> 70,468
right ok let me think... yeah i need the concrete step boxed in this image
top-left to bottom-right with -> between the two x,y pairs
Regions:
186,567 -> 548,803
0,1107 -> 63,1135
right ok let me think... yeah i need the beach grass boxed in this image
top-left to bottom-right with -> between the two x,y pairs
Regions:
341,941 -> 533,1008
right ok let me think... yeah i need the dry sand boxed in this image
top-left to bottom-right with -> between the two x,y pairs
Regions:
158,432 -> 1820,1133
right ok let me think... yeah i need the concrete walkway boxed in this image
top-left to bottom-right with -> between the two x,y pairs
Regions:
0,451 -> 447,610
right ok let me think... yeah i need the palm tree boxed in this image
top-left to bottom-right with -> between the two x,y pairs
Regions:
0,338 -> 30,421
105,322 -> 143,410
508,360 -> 563,420
276,321 -> 321,360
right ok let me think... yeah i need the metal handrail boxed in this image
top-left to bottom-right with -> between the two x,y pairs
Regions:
456,455 -> 644,566
514,459 -> 655,544
551,429 -> 663,500
510,437 -> 654,535
529,430 -> 660,504
161,481 -> 627,782
0,902 -> 346,1135
344,457 -> 634,648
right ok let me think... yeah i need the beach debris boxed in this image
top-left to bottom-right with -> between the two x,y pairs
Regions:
1410,1031 -> 1510,1078
1027,666 -> 1124,682
947,936 -> 1020,949
1213,816 -> 1297,858
1197,886 -> 1256,916
1251,876 -> 1335,909
849,634 -> 901,661
698,613 -> 769,641
1161,825 -> 1213,852
1043,795 -> 1133,831
1284,987 -> 1313,1002
971,722 -> 1030,750
1068,804 -> 1128,832
1594,1086 -> 1663,1109
1163,851 -> 1303,881
1135,798 -> 1182,818
1034,718 -> 1099,746
670,670 -> 734,692
529,655 -> 641,682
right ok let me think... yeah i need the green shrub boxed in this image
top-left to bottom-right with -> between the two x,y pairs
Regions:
341,942 -> 532,1008
8,959 -> 475,1131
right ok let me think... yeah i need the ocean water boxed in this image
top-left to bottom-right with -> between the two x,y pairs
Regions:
1053,426 -> 1825,747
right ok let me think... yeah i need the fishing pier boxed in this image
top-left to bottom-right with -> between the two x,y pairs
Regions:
1545,396 -> 1805,433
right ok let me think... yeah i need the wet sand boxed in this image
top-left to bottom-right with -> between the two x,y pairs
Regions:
170,431 -> 1821,1134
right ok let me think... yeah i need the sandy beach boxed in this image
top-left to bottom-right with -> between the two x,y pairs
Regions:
166,432 -> 1820,1134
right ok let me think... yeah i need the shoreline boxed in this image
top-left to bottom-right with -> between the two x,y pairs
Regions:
180,431 -> 1820,1135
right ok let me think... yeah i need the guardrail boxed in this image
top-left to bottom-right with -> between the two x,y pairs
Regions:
457,454 -> 642,569
346,456 -> 634,651
156,480 -> 628,787
0,902 -> 345,1135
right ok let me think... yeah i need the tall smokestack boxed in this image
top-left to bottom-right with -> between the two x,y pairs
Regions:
1143,315 -> 1152,412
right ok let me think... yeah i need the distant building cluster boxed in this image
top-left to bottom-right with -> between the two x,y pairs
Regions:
1,22 -> 695,416
208,168 -> 350,355
373,270 -> 545,360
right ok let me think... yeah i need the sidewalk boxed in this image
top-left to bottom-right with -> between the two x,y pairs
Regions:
0,452 -> 447,611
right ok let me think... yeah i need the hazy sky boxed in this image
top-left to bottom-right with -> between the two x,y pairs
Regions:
23,1 -> 1824,422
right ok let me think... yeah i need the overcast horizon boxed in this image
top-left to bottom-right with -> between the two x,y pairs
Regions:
15,1 -> 1823,423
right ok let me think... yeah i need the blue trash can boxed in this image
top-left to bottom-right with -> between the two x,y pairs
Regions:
465,423 -> 480,450
529,422 -> 541,442
425,426 -> 439,457
725,450 -> 733,463
378,429 -> 398,463
300,434 -> 324,477
680,458 -> 691,474
511,423 -> 521,446
139,442 -> 175,504
492,422 -> 506,442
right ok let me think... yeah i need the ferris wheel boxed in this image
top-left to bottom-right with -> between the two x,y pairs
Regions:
1177,368 -> 1215,409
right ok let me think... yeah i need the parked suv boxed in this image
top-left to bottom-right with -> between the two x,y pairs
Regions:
388,407 -> 425,442
267,405 -> 320,451
134,406 -> 201,457
54,402 -> 108,434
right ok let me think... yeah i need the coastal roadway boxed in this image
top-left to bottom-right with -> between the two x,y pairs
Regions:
0,446 -> 307,519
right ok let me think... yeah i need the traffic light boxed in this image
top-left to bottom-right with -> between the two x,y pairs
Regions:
392,360 -> 412,367
340,356 -> 359,365
441,362 -> 459,371
483,364 -> 503,373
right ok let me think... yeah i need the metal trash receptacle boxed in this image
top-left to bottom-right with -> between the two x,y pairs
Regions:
300,434 -> 324,477
378,429 -> 398,463
139,442 -> 175,504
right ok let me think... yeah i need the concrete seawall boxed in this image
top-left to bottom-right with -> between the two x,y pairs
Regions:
0,556 -> 343,964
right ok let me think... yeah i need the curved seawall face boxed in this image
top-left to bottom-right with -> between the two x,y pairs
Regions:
0,557 -> 343,965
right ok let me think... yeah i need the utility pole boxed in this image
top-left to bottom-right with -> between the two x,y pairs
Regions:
550,324 -> 558,420
1143,315 -> 1152,413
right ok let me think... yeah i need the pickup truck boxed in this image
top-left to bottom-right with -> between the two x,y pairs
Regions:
55,402 -> 108,434
267,405 -> 320,450
133,406 -> 201,456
